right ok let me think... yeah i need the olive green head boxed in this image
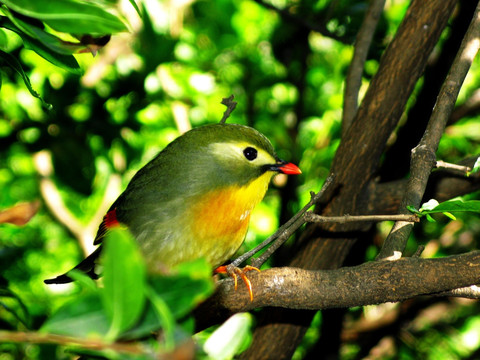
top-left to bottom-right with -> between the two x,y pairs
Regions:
159,123 -> 284,189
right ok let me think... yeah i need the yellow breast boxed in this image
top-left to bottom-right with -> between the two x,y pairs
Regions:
190,171 -> 274,266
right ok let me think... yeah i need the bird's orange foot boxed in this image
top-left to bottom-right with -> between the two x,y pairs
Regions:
214,264 -> 260,301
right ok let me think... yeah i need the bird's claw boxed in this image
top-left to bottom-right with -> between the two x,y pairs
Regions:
214,264 -> 260,301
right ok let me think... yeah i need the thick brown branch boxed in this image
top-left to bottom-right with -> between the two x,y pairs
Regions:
196,251 -> 480,329
378,3 -> 480,259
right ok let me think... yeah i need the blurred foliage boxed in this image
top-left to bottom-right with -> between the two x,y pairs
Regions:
1,0 -> 480,359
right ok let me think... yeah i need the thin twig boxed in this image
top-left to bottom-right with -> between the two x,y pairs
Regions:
231,175 -> 335,268
219,95 -> 237,124
343,0 -> 386,132
377,3 -> 480,259
0,331 -> 143,354
435,160 -> 471,174
304,212 -> 419,224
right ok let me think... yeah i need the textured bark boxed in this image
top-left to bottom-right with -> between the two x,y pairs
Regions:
240,0 -> 459,359
195,251 -> 480,314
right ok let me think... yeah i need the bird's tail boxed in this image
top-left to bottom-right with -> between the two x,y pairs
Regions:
44,246 -> 102,284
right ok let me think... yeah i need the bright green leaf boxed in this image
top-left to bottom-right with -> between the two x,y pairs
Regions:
0,49 -> 52,108
443,212 -> 456,221
22,36 -> 82,74
0,16 -> 82,73
41,293 -> 110,337
2,0 -> 128,35
203,313 -> 253,360
422,199 -> 480,214
101,228 -> 147,340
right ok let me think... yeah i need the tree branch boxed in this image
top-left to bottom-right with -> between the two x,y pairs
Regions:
304,212 -> 419,224
219,95 -> 237,124
343,0 -> 386,132
0,331 -> 143,354
377,3 -> 480,259
195,251 -> 480,329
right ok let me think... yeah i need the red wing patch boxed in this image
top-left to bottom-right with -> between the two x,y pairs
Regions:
104,208 -> 120,228
93,208 -> 120,245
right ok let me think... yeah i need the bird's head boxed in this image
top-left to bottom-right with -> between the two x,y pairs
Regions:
171,123 -> 301,190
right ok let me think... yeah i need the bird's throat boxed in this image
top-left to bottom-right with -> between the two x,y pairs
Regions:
190,172 -> 274,266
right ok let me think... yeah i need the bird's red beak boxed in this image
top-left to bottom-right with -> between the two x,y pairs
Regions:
277,162 -> 302,175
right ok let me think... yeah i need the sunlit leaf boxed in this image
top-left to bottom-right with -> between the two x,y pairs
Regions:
0,50 -> 52,109
421,199 -> 480,214
2,0 -> 128,35
101,228 -> 147,340
203,313 -> 253,360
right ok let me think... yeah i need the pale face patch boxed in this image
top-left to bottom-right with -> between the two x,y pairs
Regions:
209,141 -> 277,169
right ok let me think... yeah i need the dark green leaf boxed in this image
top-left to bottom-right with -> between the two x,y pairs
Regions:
1,12 -> 82,55
406,205 -> 420,214
41,293 -> 110,337
0,49 -> 52,109
121,262 -> 213,340
2,0 -> 128,35
0,29 -> 8,49
22,36 -> 82,74
145,285 -> 175,349
0,16 -> 82,73
102,228 -> 147,340
0,288 -> 31,329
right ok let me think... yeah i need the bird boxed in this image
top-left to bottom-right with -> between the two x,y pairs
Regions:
45,123 -> 301,299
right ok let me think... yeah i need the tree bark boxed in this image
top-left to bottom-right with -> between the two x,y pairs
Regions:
240,0 -> 459,358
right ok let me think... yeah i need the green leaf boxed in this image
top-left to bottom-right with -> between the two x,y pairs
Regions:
0,16 -> 82,73
128,0 -> 142,19
145,285 -> 176,349
121,262 -> 214,340
443,212 -> 456,221
0,288 -> 31,329
101,228 -> 147,340
203,313 -> 253,360
41,293 -> 110,337
406,205 -> 420,215
0,49 -> 52,109
22,36 -> 82,74
2,0 -> 128,35
0,28 -> 8,50
421,199 -> 480,214
471,156 -> 480,175
0,13 -> 81,55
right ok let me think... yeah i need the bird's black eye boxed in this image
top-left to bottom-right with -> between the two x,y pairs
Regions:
243,147 -> 258,161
